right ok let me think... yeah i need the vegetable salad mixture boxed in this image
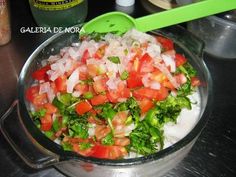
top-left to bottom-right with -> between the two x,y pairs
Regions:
26,29 -> 201,160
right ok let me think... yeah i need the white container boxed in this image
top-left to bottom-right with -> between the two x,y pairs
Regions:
116,0 -> 135,7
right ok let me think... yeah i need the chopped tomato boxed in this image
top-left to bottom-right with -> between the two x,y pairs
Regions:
91,144 -> 127,159
75,83 -> 89,94
44,103 -> 58,114
156,36 -> 174,51
138,98 -> 154,114
41,114 -> 53,131
151,69 -> 167,83
119,88 -> 131,98
93,44 -> 107,59
93,78 -> 108,94
175,73 -> 187,85
81,49 -> 90,63
138,53 -> 154,73
26,85 -> 48,107
112,111 -> 128,126
163,80 -> 175,90
72,143 -> 95,157
127,71 -> 143,88
75,101 -> 92,115
95,125 -> 111,140
26,85 -> 40,102
191,76 -> 201,87
87,64 -> 98,77
55,75 -> 67,92
106,90 -> 119,103
175,54 -> 187,67
133,86 -> 169,101
79,71 -> 89,80
32,93 -> 48,107
32,65 -> 51,81
114,137 -> 130,146
90,94 -> 108,106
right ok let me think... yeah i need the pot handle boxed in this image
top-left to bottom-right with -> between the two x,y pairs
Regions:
0,100 -> 59,169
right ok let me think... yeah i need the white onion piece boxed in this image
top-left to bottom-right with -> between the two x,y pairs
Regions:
39,82 -> 50,94
72,90 -> 82,97
39,82 -> 55,103
150,81 -> 161,90
106,77 -> 120,90
162,54 -> 176,73
68,47 -> 79,60
147,43 -> 161,58
67,68 -> 80,93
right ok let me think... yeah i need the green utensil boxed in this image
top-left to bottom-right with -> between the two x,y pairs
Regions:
81,0 -> 236,34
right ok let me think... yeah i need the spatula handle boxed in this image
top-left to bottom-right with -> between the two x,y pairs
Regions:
136,0 -> 236,32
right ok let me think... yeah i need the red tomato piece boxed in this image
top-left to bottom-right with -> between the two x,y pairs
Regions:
91,144 -> 127,159
90,94 -> 108,106
127,71 -> 143,88
55,75 -> 67,93
191,76 -> 201,87
138,98 -> 154,114
93,78 -> 108,94
72,143 -> 95,157
133,86 -> 169,101
75,101 -> 92,115
95,125 -> 111,140
138,53 -> 154,73
175,73 -> 187,85
175,54 -> 187,67
26,85 -> 39,102
44,103 -> 58,114
156,36 -> 174,51
119,88 -> 131,98
32,94 -> 48,107
74,83 -> 89,94
41,114 -> 53,131
112,111 -> 128,126
93,44 -> 107,59
81,49 -> 90,63
87,64 -> 98,77
106,90 -> 119,103
114,137 -> 130,146
32,65 -> 51,81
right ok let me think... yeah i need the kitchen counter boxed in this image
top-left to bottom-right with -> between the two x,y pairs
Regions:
0,0 -> 235,176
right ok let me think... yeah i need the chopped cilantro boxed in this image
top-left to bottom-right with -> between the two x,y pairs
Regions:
107,56 -> 120,64
120,70 -> 129,80
101,133 -> 114,145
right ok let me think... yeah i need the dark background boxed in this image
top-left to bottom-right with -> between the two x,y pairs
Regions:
0,0 -> 235,176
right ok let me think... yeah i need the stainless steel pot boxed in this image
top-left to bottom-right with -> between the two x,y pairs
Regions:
0,26 -> 212,177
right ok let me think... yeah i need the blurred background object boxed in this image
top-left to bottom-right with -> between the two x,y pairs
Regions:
0,0 -> 11,46
28,0 -> 88,28
188,10 -> 236,59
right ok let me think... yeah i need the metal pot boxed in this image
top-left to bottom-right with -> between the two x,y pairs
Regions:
0,26 -> 212,177
187,10 -> 236,59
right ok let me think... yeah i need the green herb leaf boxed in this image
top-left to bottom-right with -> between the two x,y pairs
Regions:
30,108 -> 46,119
44,130 -> 54,139
107,56 -> 120,64
101,133 -> 114,145
62,142 -> 73,151
80,142 -> 92,150
83,92 -> 94,99
120,70 -> 129,80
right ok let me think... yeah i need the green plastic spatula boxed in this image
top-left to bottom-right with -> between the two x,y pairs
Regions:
81,0 -> 236,34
